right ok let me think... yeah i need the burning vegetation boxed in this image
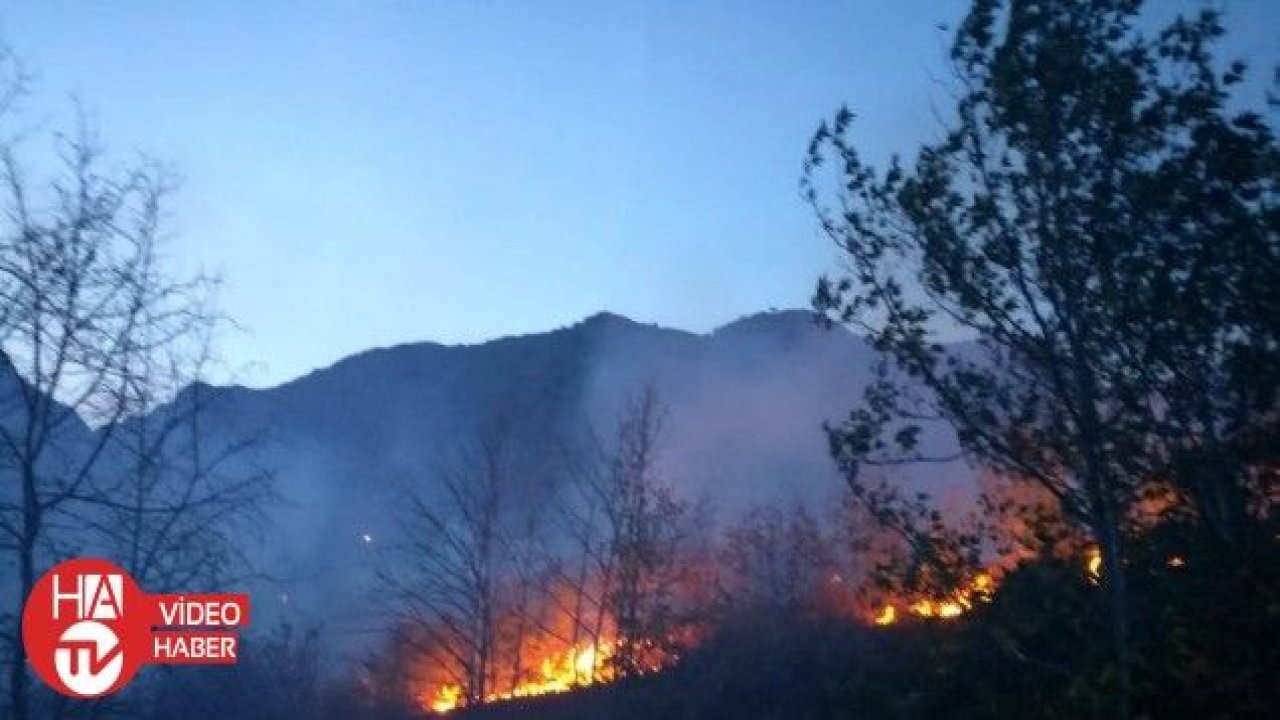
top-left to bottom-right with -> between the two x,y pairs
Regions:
367,390 -> 710,714
355,394 -> 1252,720
421,630 -> 701,713
371,444 -> 1155,716
870,571 -> 994,625
425,639 -> 615,713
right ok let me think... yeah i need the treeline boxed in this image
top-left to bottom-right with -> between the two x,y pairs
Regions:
357,387 -> 913,715
79,384 -> 946,720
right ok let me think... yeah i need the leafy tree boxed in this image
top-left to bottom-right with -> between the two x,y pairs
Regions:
804,0 -> 1278,714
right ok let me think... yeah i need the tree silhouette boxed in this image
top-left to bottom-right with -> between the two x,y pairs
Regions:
0,59 -> 269,718
804,1 -> 1278,715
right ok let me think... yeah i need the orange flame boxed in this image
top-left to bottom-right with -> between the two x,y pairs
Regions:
427,641 -> 616,713
1085,546 -> 1103,585
423,635 -> 695,714
429,685 -> 462,714
873,605 -> 896,625
868,571 -> 994,625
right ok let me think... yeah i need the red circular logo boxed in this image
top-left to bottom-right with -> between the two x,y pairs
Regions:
22,558 -> 148,698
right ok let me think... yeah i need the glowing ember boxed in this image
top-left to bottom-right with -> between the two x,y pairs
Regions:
1166,555 -> 1185,568
1085,546 -> 1103,585
873,605 -> 896,625
972,572 -> 993,593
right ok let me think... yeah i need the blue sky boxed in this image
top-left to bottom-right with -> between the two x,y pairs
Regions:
2,1 -> 1275,386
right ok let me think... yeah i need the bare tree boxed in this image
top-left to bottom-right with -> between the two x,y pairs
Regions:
0,113 -> 263,718
378,427 -> 512,707
543,426 -> 618,684
89,340 -> 272,595
495,495 -> 549,696
46,342 -> 274,720
553,388 -> 694,679
717,502 -> 834,616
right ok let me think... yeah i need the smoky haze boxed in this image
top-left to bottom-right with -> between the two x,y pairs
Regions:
123,309 -> 969,658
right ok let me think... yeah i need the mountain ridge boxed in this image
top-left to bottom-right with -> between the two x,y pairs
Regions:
26,309 -> 961,651
208,309 -> 829,397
